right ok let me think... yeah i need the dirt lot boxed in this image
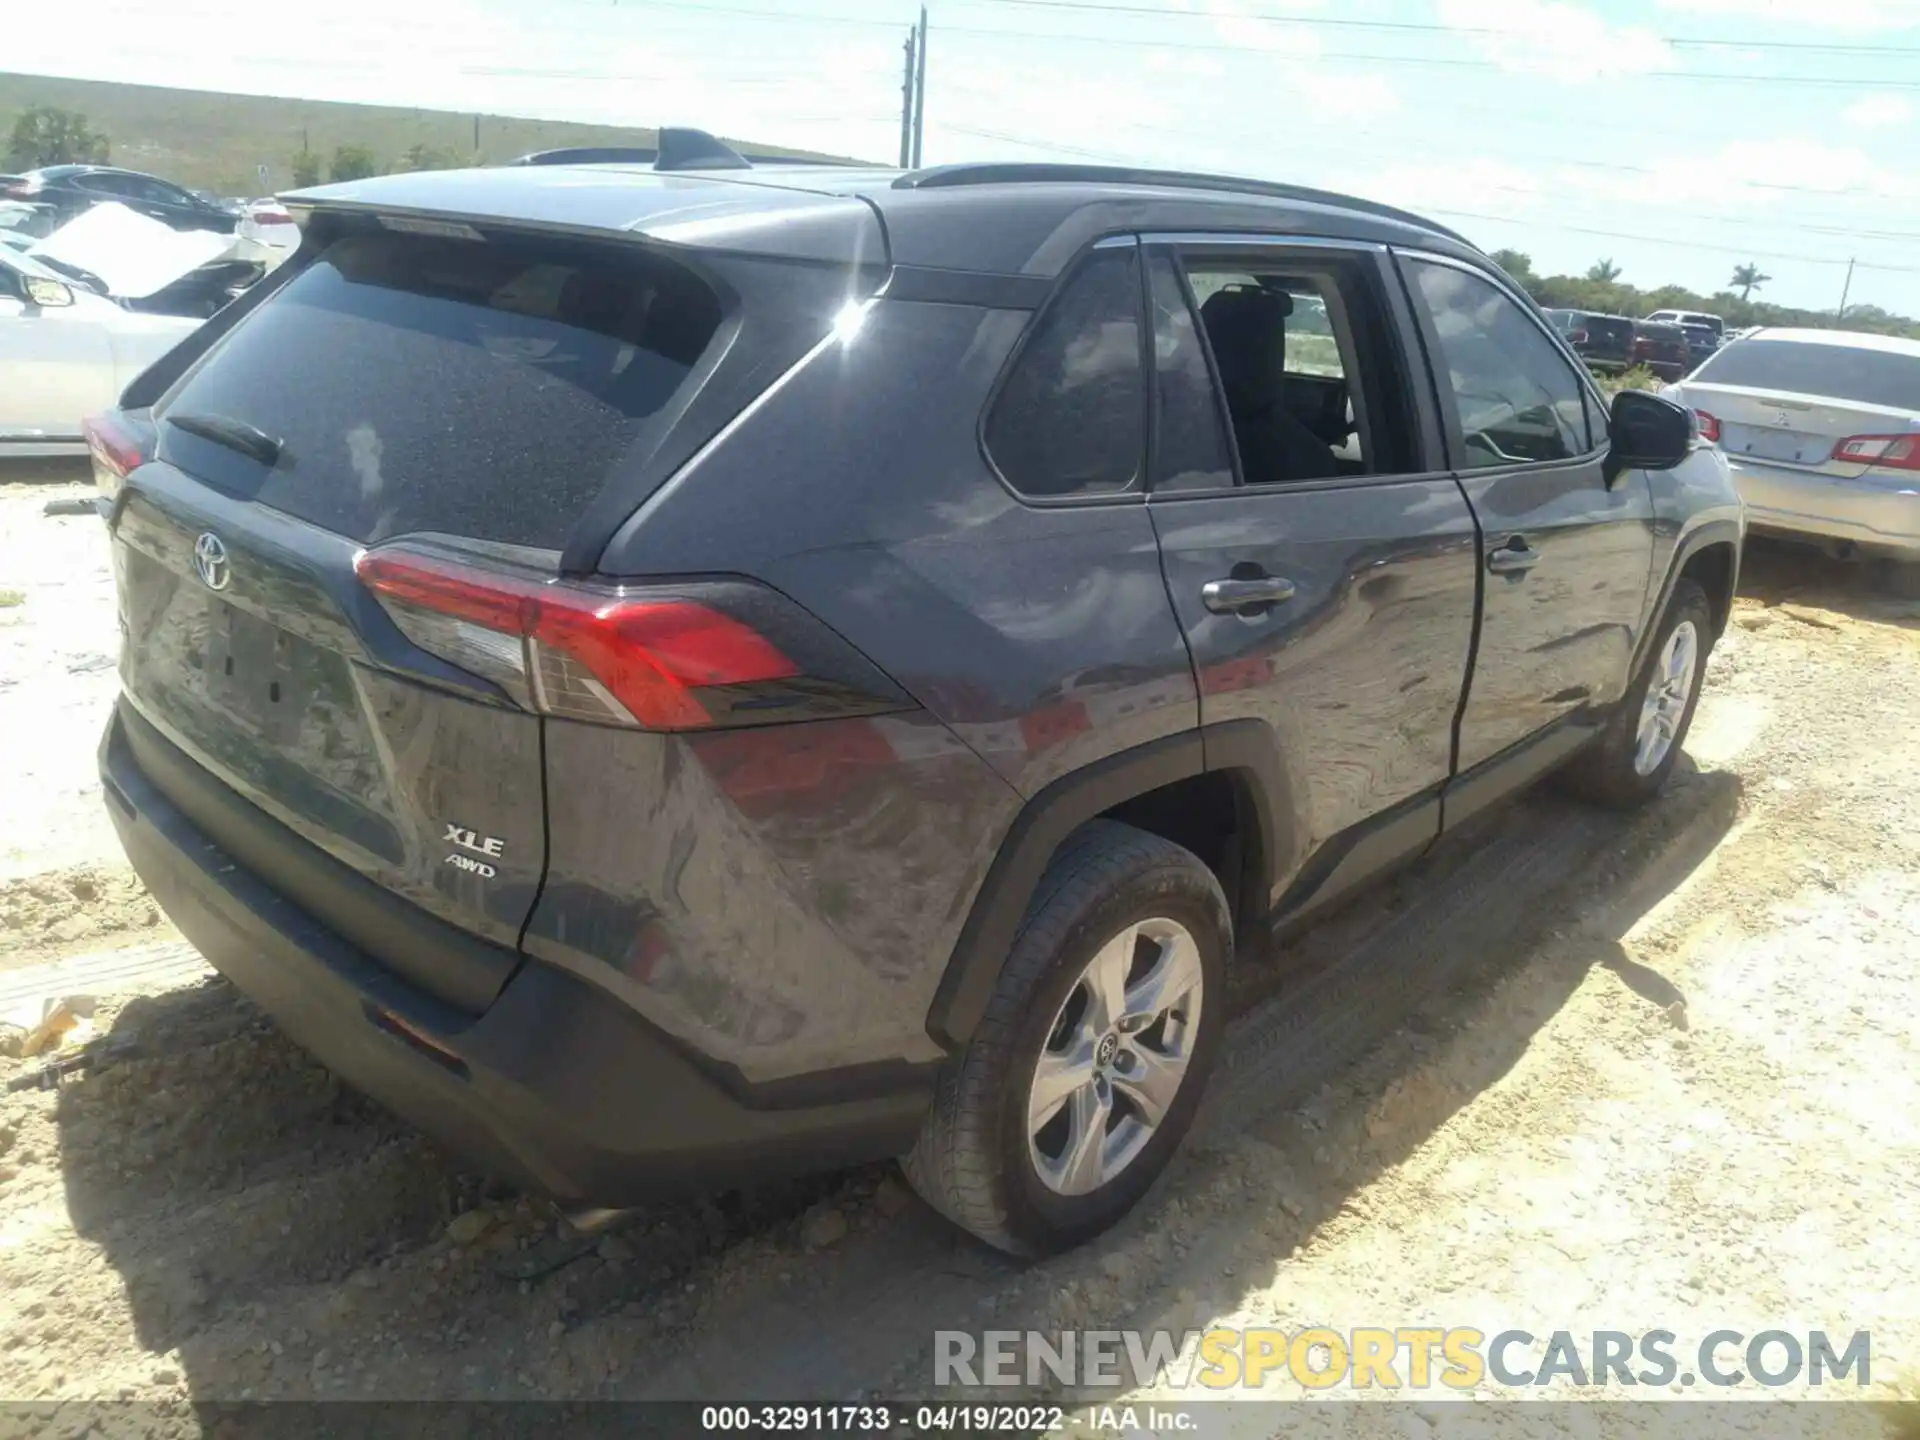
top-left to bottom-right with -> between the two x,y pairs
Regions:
1,467 -> 1917,1429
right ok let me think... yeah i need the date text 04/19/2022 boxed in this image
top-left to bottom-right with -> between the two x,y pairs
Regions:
697,1404 -> 1190,1433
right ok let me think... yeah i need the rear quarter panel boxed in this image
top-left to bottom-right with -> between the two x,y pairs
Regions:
549,297 -> 1201,1081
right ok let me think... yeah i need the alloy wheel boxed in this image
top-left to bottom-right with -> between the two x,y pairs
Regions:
1025,917 -> 1205,1196
1634,619 -> 1700,776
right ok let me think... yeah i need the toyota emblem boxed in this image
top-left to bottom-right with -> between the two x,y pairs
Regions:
193,532 -> 231,591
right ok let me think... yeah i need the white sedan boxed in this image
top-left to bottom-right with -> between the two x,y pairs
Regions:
0,247 -> 202,456
237,198 -> 301,255
1666,327 -> 1920,560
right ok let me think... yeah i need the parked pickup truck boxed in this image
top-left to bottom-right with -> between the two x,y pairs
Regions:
1545,308 -> 1636,374
90,139 -> 1746,1257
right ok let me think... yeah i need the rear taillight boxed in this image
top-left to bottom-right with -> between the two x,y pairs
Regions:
1833,434 -> 1920,471
83,412 -> 151,498
355,544 -> 907,732
3,178 -> 41,198
251,208 -> 293,225
1693,411 -> 1721,444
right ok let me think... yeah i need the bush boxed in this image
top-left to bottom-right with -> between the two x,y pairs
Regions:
1598,365 -> 1661,395
328,144 -> 379,182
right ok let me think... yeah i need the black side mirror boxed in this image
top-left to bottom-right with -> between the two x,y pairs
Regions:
1605,389 -> 1693,482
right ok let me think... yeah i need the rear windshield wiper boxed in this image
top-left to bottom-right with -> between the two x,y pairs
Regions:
165,412 -> 286,467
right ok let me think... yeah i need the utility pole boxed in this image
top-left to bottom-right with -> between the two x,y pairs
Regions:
473,113 -> 481,155
898,29 -> 917,168
910,4 -> 928,169
1838,257 -> 1856,322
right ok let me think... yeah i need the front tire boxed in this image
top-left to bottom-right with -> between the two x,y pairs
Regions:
1561,578 -> 1713,808
904,821 -> 1230,1257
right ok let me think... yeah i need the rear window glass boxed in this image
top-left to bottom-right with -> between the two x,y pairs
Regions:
1694,340 -> 1920,410
158,230 -> 722,547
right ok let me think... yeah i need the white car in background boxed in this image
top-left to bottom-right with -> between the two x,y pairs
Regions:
0,247 -> 201,456
237,198 -> 300,255
1666,327 -> 1920,562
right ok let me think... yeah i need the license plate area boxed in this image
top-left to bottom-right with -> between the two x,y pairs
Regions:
1727,425 -> 1830,466
207,599 -> 301,714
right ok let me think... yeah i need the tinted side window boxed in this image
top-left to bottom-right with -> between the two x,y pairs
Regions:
1408,260 -> 1591,468
985,248 -> 1143,499
146,178 -> 200,207
1584,388 -> 1609,453
77,173 -> 151,202
1146,252 -> 1234,493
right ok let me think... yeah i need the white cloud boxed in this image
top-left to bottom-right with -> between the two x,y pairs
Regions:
1844,95 -> 1915,129
1668,137 -> 1911,200
1437,0 -> 1675,80
1656,0 -> 1920,31
1356,156 -> 1543,217
1291,71 -> 1401,120
1197,0 -> 1326,57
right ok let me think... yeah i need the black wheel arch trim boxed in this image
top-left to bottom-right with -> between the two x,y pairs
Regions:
926,720 -> 1294,1052
1635,518 -> 1743,677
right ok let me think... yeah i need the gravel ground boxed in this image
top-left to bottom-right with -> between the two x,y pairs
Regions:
0,473 -> 1915,1433
0,470 -> 175,967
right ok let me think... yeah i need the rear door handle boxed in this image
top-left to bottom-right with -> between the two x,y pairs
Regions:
1486,538 -> 1541,575
1201,576 -> 1297,614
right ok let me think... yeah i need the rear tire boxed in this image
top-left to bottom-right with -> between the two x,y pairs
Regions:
1560,578 -> 1713,809
904,821 -> 1230,1257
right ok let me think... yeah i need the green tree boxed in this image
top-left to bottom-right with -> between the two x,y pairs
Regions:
396,143 -> 463,173
328,144 -> 379,182
291,150 -> 322,187
6,106 -> 109,167
1586,257 -> 1623,283
1731,263 -> 1771,302
1490,248 -> 1536,282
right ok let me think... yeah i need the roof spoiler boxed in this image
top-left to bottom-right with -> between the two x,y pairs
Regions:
507,130 -> 847,172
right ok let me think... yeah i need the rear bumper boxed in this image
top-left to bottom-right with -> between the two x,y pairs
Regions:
1726,455 -> 1920,556
100,702 -> 928,1203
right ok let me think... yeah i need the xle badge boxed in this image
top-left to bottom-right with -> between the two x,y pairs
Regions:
444,823 -> 504,879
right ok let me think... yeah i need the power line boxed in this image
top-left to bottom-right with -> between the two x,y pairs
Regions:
933,22 -> 1920,87
937,81 -> 1916,212
941,124 -> 1920,270
959,0 -> 1920,56
1421,207 -> 1920,272
598,0 -> 1920,86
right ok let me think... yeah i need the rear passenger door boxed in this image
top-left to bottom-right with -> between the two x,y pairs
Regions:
1143,237 -> 1481,916
1398,254 -> 1655,777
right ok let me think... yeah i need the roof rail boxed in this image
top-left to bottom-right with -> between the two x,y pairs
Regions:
893,162 -> 1475,249
507,131 -> 856,173
509,147 -> 661,167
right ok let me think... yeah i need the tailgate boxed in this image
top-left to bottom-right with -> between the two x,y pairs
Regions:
1682,382 -> 1915,478
112,469 -> 545,1009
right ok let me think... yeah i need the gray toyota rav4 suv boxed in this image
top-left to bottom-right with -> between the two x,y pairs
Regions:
89,137 -> 1743,1256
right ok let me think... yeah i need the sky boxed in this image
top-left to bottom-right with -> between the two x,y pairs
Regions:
20,0 -> 1920,314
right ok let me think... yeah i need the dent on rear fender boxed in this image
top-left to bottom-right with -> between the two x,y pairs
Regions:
521,709 -> 1019,1085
